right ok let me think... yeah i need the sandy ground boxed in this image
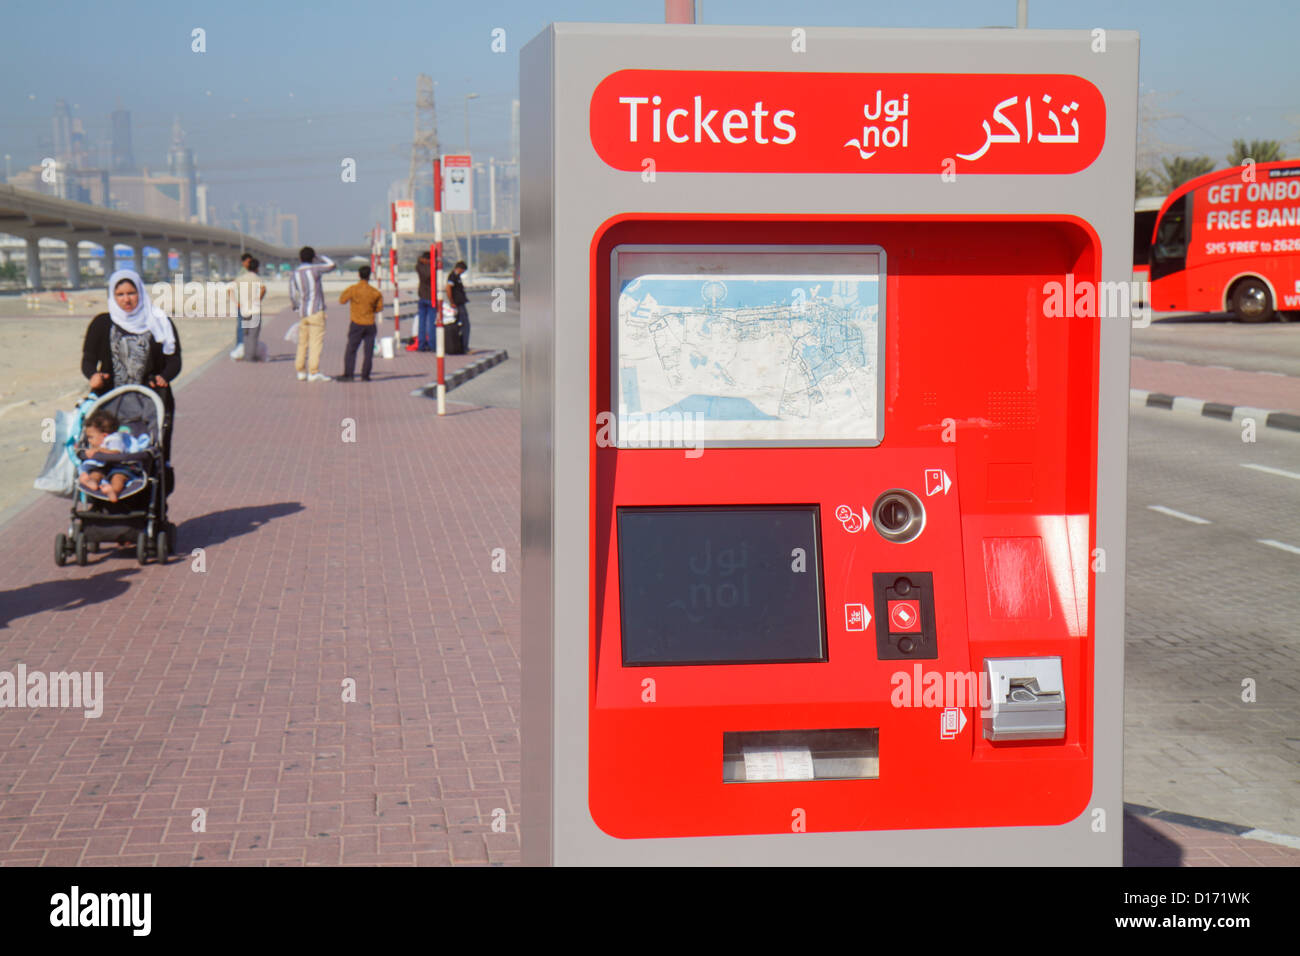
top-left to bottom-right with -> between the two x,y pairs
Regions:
0,289 -> 291,518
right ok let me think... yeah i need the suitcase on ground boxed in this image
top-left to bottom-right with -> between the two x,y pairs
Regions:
444,321 -> 465,355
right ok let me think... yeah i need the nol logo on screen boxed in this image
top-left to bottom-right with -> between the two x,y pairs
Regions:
589,70 -> 1106,175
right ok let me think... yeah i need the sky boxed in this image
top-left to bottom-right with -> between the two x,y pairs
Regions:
0,0 -> 1296,244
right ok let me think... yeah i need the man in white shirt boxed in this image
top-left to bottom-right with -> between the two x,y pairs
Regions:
236,257 -> 267,362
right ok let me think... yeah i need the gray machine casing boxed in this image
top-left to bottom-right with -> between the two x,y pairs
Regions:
521,23 -> 1136,866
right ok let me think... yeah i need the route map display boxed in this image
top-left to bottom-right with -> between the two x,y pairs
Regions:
614,248 -> 884,445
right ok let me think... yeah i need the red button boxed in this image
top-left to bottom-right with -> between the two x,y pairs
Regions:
888,599 -> 922,633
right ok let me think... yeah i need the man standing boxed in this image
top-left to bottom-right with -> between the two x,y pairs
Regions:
230,252 -> 254,359
446,259 -> 470,354
414,250 -> 434,352
239,257 -> 267,361
289,246 -> 336,382
338,266 -> 384,381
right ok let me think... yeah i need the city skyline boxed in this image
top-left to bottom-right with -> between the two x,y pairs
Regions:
0,0 -> 1297,244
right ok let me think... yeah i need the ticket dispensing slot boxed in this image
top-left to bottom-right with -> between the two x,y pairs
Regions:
983,657 -> 1066,741
723,729 -> 880,783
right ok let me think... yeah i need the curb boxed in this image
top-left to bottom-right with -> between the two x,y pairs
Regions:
1124,803 -> 1300,850
1130,389 -> 1300,432
413,349 -> 509,398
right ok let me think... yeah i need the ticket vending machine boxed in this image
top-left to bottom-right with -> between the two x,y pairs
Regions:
522,24 -> 1136,865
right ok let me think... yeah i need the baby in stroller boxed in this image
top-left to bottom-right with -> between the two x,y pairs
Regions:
77,409 -> 148,502
52,384 -> 173,567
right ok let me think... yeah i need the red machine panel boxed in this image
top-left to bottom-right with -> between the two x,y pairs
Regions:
589,216 -> 1100,838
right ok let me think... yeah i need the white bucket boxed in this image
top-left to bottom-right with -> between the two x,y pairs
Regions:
380,336 -> 395,359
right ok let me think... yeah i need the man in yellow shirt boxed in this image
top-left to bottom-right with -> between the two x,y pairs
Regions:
338,266 -> 385,382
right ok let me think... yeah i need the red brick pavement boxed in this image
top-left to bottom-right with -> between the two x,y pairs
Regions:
1125,812 -> 1300,866
0,307 -> 520,866
1131,357 -> 1300,414
1,308 -> 1295,867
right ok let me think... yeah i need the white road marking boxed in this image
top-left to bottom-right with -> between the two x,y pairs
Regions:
1242,463 -> 1300,482
1258,539 -> 1300,556
1147,505 -> 1211,525
1258,370 -> 1286,377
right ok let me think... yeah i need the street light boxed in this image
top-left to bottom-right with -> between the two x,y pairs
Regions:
464,92 -> 479,154
464,93 -> 480,272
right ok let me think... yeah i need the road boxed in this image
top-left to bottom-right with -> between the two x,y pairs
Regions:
1134,310 -> 1300,377
1125,405 -> 1300,835
439,290 -> 521,410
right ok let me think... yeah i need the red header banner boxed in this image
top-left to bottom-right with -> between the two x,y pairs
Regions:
590,70 -> 1106,175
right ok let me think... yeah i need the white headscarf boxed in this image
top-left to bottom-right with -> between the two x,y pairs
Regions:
107,269 -> 176,355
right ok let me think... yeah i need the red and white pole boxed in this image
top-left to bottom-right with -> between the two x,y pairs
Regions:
370,225 -> 382,355
390,203 -> 400,340
433,158 -> 446,415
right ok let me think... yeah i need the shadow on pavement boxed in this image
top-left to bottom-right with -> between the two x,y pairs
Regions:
177,502 -> 304,550
0,567 -> 139,630
1123,810 -> 1184,866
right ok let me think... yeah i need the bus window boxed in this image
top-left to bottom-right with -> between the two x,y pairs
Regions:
1133,210 -> 1157,267
1151,195 -> 1188,280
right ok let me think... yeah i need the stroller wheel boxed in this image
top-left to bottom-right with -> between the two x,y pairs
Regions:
156,531 -> 169,566
167,523 -> 179,553
55,533 -> 68,567
75,532 -> 88,567
137,531 -> 149,566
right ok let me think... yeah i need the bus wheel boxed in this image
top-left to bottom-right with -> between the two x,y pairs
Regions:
1230,278 -> 1274,323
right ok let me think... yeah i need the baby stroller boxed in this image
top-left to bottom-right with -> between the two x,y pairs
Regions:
52,384 -> 176,567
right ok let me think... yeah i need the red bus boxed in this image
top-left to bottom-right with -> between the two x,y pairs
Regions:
1149,159 -> 1300,322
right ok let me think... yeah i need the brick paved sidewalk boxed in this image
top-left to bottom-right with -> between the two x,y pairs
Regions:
1130,357 -> 1300,414
1,306 -> 1295,867
1125,808 -> 1300,866
0,307 -> 521,866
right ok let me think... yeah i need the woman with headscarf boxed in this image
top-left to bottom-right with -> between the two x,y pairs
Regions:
81,269 -> 182,479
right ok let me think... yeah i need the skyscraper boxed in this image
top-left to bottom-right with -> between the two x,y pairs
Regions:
111,104 -> 135,172
166,116 -> 197,219
52,99 -> 73,164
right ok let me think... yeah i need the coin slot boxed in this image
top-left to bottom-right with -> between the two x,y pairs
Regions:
872,489 -> 925,543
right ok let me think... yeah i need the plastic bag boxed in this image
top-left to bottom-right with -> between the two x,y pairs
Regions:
284,321 -> 300,342
33,407 -> 82,496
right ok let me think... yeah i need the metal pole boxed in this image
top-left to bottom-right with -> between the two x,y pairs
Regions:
390,202 -> 400,340
665,0 -> 694,23
464,93 -> 479,276
434,158 -> 446,416
1017,0 -> 1027,27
